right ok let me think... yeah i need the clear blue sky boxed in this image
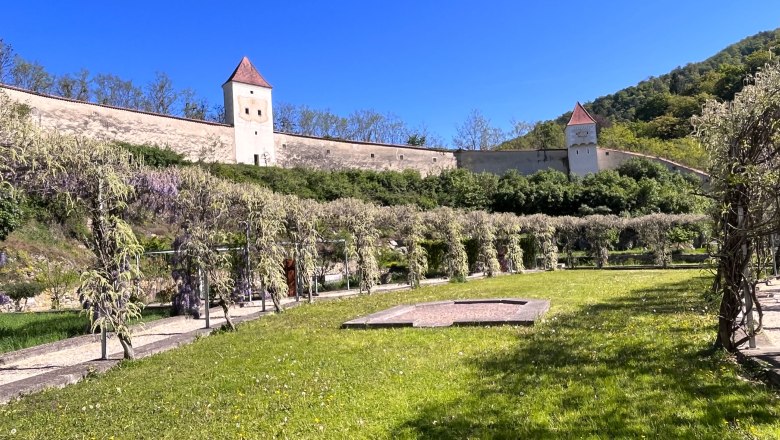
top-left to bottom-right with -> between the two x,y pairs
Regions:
3,1 -> 780,145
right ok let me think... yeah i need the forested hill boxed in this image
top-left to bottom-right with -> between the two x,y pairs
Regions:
504,28 -> 780,168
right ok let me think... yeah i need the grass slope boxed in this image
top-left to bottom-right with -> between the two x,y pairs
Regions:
0,307 -> 171,354
2,270 -> 780,439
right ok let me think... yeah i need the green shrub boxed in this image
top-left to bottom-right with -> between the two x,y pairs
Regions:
4,281 -> 44,311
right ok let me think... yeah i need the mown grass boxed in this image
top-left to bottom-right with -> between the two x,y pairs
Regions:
2,270 -> 780,439
0,307 -> 171,354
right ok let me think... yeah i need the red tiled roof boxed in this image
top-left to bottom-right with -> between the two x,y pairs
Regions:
567,102 -> 596,126
224,56 -> 272,88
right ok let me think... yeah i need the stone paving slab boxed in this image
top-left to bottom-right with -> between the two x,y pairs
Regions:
738,278 -> 780,388
342,298 -> 550,329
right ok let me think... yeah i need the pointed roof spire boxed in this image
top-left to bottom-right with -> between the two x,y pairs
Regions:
567,102 -> 596,126
224,56 -> 272,88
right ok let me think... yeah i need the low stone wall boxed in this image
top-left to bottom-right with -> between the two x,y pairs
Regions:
274,133 -> 458,176
597,148 -> 709,182
1,85 -> 235,163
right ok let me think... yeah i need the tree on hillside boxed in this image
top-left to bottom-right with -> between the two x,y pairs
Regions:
93,74 -> 144,109
11,58 -> 52,93
145,72 -> 178,114
54,69 -> 90,101
180,88 -> 209,120
0,39 -> 14,84
452,109 -> 505,150
528,121 -> 565,149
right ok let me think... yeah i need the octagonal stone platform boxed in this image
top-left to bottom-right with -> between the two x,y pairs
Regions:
342,298 -> 550,329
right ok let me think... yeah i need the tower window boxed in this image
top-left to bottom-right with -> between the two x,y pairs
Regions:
258,110 -> 262,116
326,149 -> 330,154
253,154 -> 260,166
250,90 -> 254,94
605,151 -> 609,156
370,153 -> 375,158
245,108 -> 249,114
433,158 -> 437,163
255,131 -> 257,135
399,154 -> 404,160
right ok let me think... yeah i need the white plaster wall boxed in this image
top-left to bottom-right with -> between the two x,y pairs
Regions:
224,82 -> 275,165
2,86 -> 235,162
274,133 -> 457,176
565,123 -> 597,147
568,145 -> 600,177
455,149 -> 569,175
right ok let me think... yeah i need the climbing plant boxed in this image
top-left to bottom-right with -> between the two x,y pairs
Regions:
432,207 -> 469,281
393,205 -> 428,288
329,198 -> 380,294
527,214 -> 559,270
495,213 -> 524,273
286,197 -> 320,302
467,210 -> 500,277
693,63 -> 780,351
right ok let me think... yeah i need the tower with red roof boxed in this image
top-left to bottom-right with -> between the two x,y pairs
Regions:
565,102 -> 599,176
223,57 -> 275,166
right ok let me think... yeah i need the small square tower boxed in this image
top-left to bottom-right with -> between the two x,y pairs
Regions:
223,57 -> 275,166
565,102 -> 599,177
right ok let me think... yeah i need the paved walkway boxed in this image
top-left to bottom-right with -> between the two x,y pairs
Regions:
738,278 -> 780,387
0,276 -> 470,404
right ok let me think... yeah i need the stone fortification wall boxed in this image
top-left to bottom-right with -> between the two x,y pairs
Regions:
1,85 -> 235,163
455,149 -> 569,175
274,133 -> 458,175
597,148 -> 709,182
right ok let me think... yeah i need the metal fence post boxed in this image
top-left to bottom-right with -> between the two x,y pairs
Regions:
101,325 -> 107,360
199,267 -> 210,329
345,240 -> 350,291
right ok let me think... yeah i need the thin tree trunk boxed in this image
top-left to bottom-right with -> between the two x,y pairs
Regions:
220,299 -> 236,331
272,293 -> 282,313
118,333 -> 135,360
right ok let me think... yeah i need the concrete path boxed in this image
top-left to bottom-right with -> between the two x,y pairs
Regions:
0,276 -> 471,404
738,278 -> 780,387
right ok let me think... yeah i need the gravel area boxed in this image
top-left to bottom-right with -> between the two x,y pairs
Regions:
755,281 -> 780,346
342,298 -> 550,328
384,302 -> 524,327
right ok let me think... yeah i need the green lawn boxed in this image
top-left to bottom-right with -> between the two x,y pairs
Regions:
0,307 -> 171,354
2,270 -> 780,439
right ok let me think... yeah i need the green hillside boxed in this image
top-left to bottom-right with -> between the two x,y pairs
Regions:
501,28 -> 780,168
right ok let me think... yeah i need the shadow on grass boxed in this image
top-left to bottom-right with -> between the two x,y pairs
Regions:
394,277 -> 778,438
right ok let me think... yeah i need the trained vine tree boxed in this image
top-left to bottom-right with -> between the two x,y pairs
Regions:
556,216 -> 583,269
329,198 -> 380,294
170,167 -> 233,320
242,186 -> 289,311
431,207 -> 469,281
392,205 -> 428,288
495,213 -> 524,273
693,63 -> 780,351
581,215 -> 623,269
630,214 -> 706,267
286,197 -> 320,302
527,214 -> 559,270
467,210 -> 500,277
54,139 -> 145,359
